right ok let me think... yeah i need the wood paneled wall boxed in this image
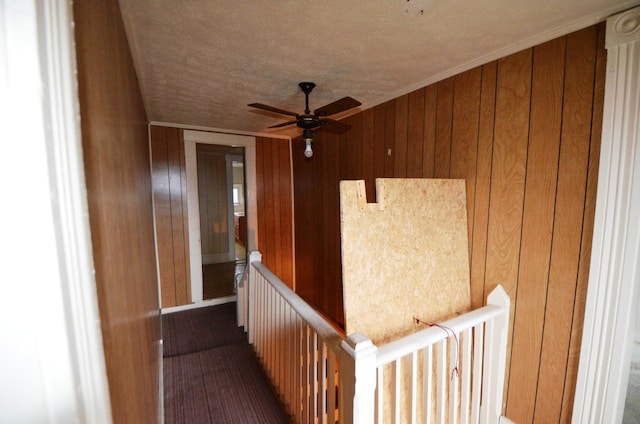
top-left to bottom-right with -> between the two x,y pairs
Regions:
150,126 -> 191,308
197,148 -> 230,259
255,137 -> 295,288
149,129 -> 294,300
292,24 -> 605,423
74,1 -> 161,422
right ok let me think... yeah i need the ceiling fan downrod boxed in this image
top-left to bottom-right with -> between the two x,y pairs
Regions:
299,82 -> 315,115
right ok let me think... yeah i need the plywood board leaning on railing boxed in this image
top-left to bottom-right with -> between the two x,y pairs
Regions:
340,178 -> 471,343
340,178 -> 472,423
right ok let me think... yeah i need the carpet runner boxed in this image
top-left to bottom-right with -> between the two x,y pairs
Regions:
163,303 -> 290,423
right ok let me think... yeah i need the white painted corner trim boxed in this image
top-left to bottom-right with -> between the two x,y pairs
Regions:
573,6 -> 640,424
0,0 -> 112,422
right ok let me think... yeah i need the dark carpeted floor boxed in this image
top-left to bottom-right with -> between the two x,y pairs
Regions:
163,303 -> 290,423
202,261 -> 245,300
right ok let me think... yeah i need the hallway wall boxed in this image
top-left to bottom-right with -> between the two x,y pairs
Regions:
151,130 -> 295,304
255,137 -> 295,288
292,23 -> 605,424
150,126 -> 191,308
74,1 -> 161,422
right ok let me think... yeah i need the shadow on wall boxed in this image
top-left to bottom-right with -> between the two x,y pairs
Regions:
623,302 -> 640,423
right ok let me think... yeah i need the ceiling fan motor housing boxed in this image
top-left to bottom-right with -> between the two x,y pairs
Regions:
297,115 -> 322,129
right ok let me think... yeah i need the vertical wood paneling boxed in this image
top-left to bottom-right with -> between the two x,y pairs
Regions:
197,148 -> 228,256
469,62 -> 497,310
344,115 -> 361,181
394,95 -> 409,177
271,140 -> 283,277
262,139 -> 276,268
277,143 -> 294,287
422,85 -> 437,178
256,137 -> 295,289
292,136 -> 318,300
256,137 -> 267,262
407,89 -> 426,177
451,68 -> 482,248
168,128 -> 190,303
292,24 -> 606,422
321,132 -> 339,316
150,126 -> 176,306
534,26 -> 598,423
324,132 -> 343,321
150,125 -> 192,307
334,132 -> 347,324
506,37 -> 566,423
362,108 -> 376,201
485,49 -> 532,402
384,101 -> 396,177
373,104 -> 387,187
485,50 -> 532,305
559,24 -> 606,423
74,0 -> 160,421
179,131 -> 192,302
434,77 -> 455,178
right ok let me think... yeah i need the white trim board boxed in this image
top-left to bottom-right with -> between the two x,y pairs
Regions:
572,6 -> 640,424
0,0 -> 112,422
183,130 -> 258,304
161,296 -> 237,315
350,1 -> 640,120
151,121 -> 292,141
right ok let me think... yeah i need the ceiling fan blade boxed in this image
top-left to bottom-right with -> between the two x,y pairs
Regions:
248,103 -> 298,117
268,120 -> 298,129
320,118 -> 351,133
314,96 -> 361,116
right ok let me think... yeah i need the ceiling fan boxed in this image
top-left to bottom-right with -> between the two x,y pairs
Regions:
248,82 -> 361,157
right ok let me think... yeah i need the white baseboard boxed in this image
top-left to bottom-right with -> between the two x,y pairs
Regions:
161,296 -> 237,315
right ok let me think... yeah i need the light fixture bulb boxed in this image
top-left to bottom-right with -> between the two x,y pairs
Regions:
304,140 -> 313,158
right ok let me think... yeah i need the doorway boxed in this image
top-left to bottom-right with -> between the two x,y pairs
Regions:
195,143 -> 246,300
183,130 -> 258,305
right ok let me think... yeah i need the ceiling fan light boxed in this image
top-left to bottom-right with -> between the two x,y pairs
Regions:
304,140 -> 313,158
302,128 -> 314,158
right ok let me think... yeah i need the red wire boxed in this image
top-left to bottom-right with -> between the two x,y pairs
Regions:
414,317 -> 460,381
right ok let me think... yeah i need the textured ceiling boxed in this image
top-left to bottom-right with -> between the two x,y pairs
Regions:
118,0 -> 638,138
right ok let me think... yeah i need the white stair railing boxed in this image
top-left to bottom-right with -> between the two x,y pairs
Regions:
240,252 -> 344,423
238,252 -> 511,424
339,285 -> 510,424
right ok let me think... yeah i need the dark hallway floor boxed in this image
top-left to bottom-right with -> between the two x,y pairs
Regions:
162,303 -> 290,423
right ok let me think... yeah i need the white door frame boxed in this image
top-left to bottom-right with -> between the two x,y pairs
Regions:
0,0 -> 112,422
572,6 -> 640,423
183,130 -> 258,303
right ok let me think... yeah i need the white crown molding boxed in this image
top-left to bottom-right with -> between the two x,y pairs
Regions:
354,1 -> 640,115
150,121 -> 291,140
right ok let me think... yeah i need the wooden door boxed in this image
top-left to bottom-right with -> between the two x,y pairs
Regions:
197,144 -> 231,264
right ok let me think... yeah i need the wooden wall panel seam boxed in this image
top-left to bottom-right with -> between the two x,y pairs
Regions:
533,26 -> 598,424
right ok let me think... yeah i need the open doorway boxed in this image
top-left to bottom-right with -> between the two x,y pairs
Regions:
183,130 -> 258,305
195,143 -> 246,300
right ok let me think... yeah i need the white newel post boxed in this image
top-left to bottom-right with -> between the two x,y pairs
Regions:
245,251 -> 262,344
483,285 -> 511,424
572,6 -> 640,424
339,333 -> 378,424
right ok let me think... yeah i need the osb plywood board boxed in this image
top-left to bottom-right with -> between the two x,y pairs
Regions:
340,178 -> 471,345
